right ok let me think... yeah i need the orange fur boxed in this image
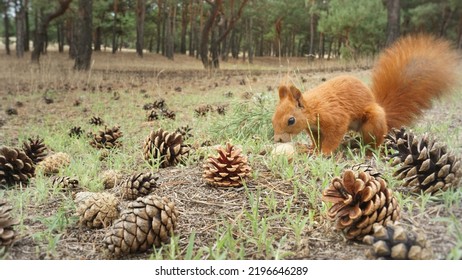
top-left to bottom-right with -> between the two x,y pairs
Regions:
272,34 -> 459,155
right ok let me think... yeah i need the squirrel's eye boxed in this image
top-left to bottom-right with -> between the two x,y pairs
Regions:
288,117 -> 295,126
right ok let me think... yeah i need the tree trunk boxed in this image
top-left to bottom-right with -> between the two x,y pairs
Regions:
308,10 -> 316,60
164,4 -> 175,60
246,17 -> 253,63
458,13 -> 462,49
24,2 -> 29,52
15,0 -> 26,58
318,31 -> 324,59
439,5 -> 454,37
94,26 -> 101,51
31,0 -> 72,63
385,0 -> 400,46
112,0 -> 118,54
230,28 -> 238,59
180,0 -> 188,54
188,0 -> 196,56
74,0 -> 92,70
156,0 -> 162,54
3,0 -> 10,55
135,0 -> 146,57
200,0 -> 220,68
57,21 -> 64,52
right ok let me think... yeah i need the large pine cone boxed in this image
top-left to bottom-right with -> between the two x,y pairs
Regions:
89,126 -> 123,149
22,136 -> 48,164
385,128 -> 461,194
143,128 -> 190,168
76,192 -> 119,229
120,172 -> 159,200
0,146 -> 35,187
322,169 -> 400,240
103,195 -> 178,256
0,200 -> 19,248
203,143 -> 252,187
36,152 -> 71,175
363,221 -> 433,260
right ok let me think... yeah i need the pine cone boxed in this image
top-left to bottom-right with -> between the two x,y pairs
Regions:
36,152 -> 71,175
143,103 -> 154,110
52,176 -> 79,191
103,195 -> 178,256
143,128 -> 190,168
5,107 -> 18,115
195,105 -> 213,117
120,172 -> 159,200
215,105 -> 227,115
202,143 -> 252,187
0,146 -> 35,187
351,163 -> 382,179
89,116 -> 104,126
160,109 -> 176,120
0,200 -> 19,248
153,98 -> 166,109
147,110 -> 159,121
76,192 -> 119,229
175,125 -> 193,140
89,126 -> 123,149
322,169 -> 400,240
69,126 -> 84,138
363,221 -> 433,260
386,128 -> 462,194
22,136 -> 48,164
101,170 -> 123,189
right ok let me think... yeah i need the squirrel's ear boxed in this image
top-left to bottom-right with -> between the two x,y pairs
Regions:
289,85 -> 304,108
278,85 -> 291,100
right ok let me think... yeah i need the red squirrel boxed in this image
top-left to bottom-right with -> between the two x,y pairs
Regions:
272,34 -> 460,155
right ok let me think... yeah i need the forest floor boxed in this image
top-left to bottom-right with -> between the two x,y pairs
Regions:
0,51 -> 461,260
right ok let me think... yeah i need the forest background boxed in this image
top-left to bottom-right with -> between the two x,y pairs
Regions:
1,0 -> 462,69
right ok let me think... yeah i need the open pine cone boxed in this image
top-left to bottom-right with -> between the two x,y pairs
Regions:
202,143 -> 252,187
36,152 -> 71,175
103,195 -> 178,257
175,125 -> 193,140
160,109 -> 176,120
89,116 -> 104,125
69,126 -> 84,138
385,128 -> 461,194
143,128 -> 190,168
119,172 -> 159,200
363,221 -> 433,260
195,105 -> 213,117
22,136 -> 48,164
322,169 -> 400,240
0,146 -> 35,187
147,110 -> 159,121
52,176 -> 79,192
76,192 -> 119,229
89,126 -> 123,149
0,200 -> 19,248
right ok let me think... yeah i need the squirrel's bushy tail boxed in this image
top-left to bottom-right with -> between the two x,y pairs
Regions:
371,34 -> 460,130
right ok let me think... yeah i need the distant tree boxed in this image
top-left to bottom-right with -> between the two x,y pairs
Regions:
385,0 -> 400,46
74,0 -> 92,70
31,0 -> 72,63
1,0 -> 11,55
15,0 -> 27,58
135,0 -> 146,56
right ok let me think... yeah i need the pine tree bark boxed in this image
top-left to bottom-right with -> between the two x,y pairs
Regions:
74,0 -> 92,70
3,0 -> 10,55
385,0 -> 400,46
24,2 -> 29,51
135,0 -> 146,57
112,0 -> 118,54
57,21 -> 64,52
31,0 -> 72,63
180,0 -> 188,54
94,26 -> 101,51
188,0 -> 196,56
164,4 -> 175,60
15,0 -> 25,58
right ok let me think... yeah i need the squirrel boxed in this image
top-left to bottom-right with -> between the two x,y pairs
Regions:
272,34 -> 460,155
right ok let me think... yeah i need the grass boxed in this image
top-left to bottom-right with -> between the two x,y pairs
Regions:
0,51 -> 461,260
